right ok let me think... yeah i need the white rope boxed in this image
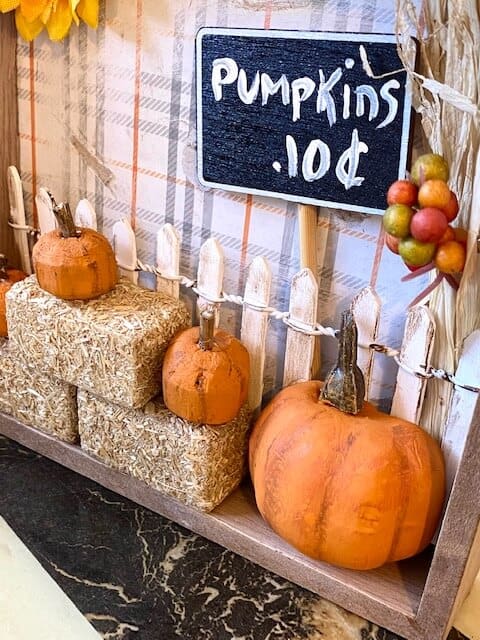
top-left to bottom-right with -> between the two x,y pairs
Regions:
131,260 -> 479,393
8,220 -> 38,236
136,260 -> 196,288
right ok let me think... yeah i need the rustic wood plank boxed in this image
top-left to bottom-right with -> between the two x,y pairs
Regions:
445,523 -> 480,640
7,166 -> 32,274
415,392 -> 480,640
351,286 -> 381,400
0,13 -> 20,265
240,256 -> 272,414
390,306 -> 436,424
441,330 -> 480,497
35,187 -> 58,236
283,268 -> 318,387
0,411 -> 430,640
74,199 -> 97,230
196,237 -> 224,324
112,218 -> 138,284
156,223 -> 180,299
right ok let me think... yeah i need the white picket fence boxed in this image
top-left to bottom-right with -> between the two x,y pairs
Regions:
10,198 -> 480,506
111,216 -> 480,506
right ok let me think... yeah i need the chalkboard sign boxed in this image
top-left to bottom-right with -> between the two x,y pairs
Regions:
196,28 -> 414,215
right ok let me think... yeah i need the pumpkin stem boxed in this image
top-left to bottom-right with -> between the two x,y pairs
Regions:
199,310 -> 215,351
321,308 -> 365,415
53,201 -> 80,239
0,254 -> 8,281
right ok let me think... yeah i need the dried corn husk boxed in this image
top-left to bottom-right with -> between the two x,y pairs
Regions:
6,276 -> 190,409
0,339 -> 77,442
396,1 -> 480,440
78,389 -> 251,512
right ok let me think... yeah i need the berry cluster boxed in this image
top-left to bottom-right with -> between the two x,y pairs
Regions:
383,154 -> 467,275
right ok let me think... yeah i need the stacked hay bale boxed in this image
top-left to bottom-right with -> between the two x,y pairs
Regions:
0,337 -> 78,443
6,276 -> 252,512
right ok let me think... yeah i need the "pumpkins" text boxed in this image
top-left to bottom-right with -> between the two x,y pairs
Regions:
210,53 -> 401,190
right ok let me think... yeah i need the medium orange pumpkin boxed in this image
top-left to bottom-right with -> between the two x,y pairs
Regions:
249,311 -> 445,570
0,255 -> 27,337
32,200 -> 118,301
162,310 -> 250,424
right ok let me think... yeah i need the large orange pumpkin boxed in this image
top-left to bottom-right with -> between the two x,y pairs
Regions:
0,255 -> 27,337
162,310 -> 250,424
32,200 -> 118,301
249,310 -> 445,570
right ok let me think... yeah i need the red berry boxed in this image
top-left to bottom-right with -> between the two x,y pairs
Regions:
410,207 -> 448,244
387,180 -> 418,207
442,191 -> 459,222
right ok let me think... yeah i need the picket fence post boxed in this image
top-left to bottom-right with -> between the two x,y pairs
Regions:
351,286 -> 381,401
156,223 -> 181,299
7,166 -> 32,274
35,187 -> 57,235
390,306 -> 436,424
196,238 -> 224,325
111,218 -> 138,284
441,330 -> 480,497
74,199 -> 97,230
283,268 -> 318,387
240,257 -> 272,414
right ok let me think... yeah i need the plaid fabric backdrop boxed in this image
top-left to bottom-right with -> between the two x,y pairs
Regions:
16,0 -> 426,407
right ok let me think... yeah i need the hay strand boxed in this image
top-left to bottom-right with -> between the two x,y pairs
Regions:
6,276 -> 190,408
0,339 -> 77,442
78,390 -> 251,512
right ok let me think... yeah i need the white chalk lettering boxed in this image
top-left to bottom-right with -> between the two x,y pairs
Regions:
343,84 -> 351,120
355,85 -> 379,121
377,79 -> 400,129
261,73 -> 290,106
211,57 -> 239,101
336,129 -> 368,190
302,139 -> 331,182
237,69 -> 260,104
291,77 -> 316,122
286,135 -> 298,177
316,68 -> 343,127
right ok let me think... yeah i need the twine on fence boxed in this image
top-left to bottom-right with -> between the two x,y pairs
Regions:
133,259 -> 480,394
8,220 -> 39,236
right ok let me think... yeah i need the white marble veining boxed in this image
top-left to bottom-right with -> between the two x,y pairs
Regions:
1,435 -> 479,640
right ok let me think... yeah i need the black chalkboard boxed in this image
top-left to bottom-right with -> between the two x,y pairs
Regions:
196,28 -> 414,215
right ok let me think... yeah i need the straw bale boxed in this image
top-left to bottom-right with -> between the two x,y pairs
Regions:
6,276 -> 190,409
0,340 -> 77,442
78,389 -> 251,512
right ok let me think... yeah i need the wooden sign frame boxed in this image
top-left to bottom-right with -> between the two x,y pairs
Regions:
196,28 -> 414,215
1,13 -> 479,640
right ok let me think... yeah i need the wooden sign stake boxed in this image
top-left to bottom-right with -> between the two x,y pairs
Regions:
299,204 -> 320,378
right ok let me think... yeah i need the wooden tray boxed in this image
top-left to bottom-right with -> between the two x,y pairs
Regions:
1,410 -> 479,640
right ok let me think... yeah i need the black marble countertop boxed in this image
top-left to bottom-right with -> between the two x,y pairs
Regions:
0,435 -> 467,640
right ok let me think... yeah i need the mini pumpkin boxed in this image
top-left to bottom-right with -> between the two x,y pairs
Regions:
249,310 -> 445,570
162,310 -> 250,424
32,199 -> 118,300
0,254 -> 27,337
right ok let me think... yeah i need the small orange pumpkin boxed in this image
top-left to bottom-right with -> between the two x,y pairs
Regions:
0,254 -> 27,337
249,310 -> 445,570
32,200 -> 118,301
162,310 -> 250,424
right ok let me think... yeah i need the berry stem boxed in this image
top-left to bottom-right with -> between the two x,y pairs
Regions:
444,273 -> 460,291
407,272 -> 444,308
401,262 -> 435,282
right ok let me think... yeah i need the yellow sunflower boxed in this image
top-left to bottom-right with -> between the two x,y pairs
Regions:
0,0 -> 99,41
